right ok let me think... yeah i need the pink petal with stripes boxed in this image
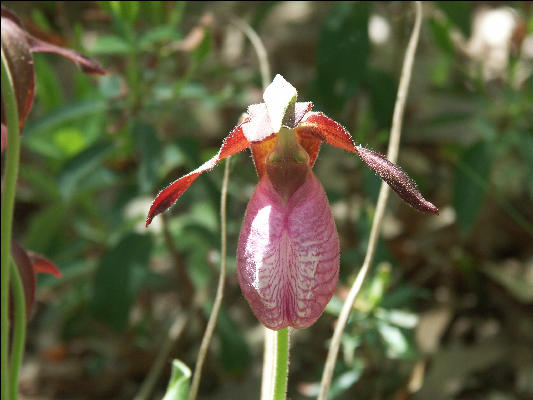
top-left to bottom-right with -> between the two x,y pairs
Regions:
237,170 -> 339,330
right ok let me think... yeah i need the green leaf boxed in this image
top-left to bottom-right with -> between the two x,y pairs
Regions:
59,141 -> 113,199
132,120 -> 163,193
168,1 -> 186,27
436,1 -> 471,37
191,28 -> 212,67
428,17 -> 455,55
92,233 -> 153,331
364,69 -> 397,130
138,26 -> 182,50
329,363 -> 364,398
216,308 -> 251,375
377,323 -> 411,359
453,141 -> 492,236
90,35 -> 131,55
108,1 -> 140,24
19,165 -> 61,202
162,359 -> 191,400
24,100 -> 108,140
25,204 -> 66,254
34,56 -> 64,110
316,2 -> 370,112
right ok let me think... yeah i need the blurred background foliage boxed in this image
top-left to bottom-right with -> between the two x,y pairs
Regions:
2,1 -> 532,399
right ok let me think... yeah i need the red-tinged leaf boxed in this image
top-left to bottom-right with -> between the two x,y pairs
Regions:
27,251 -> 62,277
11,242 -> 36,319
146,122 -> 250,226
356,146 -> 439,215
296,112 -> 358,154
26,34 -> 106,75
1,13 -> 35,131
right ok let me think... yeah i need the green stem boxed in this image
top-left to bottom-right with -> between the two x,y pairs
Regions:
272,328 -> 289,400
9,259 -> 26,400
1,47 -> 22,400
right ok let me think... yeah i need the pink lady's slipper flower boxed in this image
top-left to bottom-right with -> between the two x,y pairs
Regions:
146,75 -> 437,330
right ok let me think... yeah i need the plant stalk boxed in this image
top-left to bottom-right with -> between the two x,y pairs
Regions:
9,260 -> 26,400
1,45 -> 22,400
272,328 -> 289,400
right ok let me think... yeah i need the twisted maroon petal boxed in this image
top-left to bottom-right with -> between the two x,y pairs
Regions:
146,122 -> 250,226
237,171 -> 339,330
356,146 -> 438,214
297,112 -> 438,214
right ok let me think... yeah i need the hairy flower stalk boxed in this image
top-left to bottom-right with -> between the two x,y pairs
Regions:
147,74 -> 437,330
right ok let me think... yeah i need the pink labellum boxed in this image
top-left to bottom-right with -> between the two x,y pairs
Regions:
146,121 -> 251,226
237,170 -> 339,330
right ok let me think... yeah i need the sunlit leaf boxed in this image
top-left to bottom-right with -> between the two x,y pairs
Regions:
453,141 -> 492,236
133,120 -> 163,193
162,359 -> 191,400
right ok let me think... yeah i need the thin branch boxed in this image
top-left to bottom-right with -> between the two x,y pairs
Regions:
188,157 -> 231,400
317,3 -> 423,399
231,17 -> 271,91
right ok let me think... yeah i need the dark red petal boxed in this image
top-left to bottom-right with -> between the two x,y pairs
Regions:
297,112 -> 438,214
1,15 -> 35,130
296,112 -> 358,153
11,242 -> 36,318
26,34 -> 106,75
146,122 -> 250,226
356,146 -> 439,214
27,251 -> 62,277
